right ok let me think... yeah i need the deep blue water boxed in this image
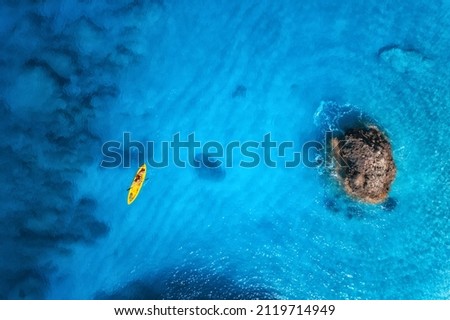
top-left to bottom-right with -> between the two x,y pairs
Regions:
0,0 -> 449,299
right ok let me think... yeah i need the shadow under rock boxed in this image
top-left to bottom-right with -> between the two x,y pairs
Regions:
96,268 -> 276,300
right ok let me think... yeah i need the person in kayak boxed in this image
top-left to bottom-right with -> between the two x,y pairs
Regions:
134,168 -> 146,183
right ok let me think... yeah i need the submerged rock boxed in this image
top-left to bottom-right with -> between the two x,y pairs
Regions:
232,84 -> 247,98
381,197 -> 398,212
377,44 -> 432,74
332,126 -> 396,204
194,152 -> 226,181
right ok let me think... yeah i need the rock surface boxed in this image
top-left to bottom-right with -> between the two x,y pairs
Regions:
332,126 -> 396,203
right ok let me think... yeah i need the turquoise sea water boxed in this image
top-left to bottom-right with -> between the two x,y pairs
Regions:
0,1 -> 449,299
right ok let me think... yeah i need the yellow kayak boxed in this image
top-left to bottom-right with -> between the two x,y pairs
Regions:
127,164 -> 147,205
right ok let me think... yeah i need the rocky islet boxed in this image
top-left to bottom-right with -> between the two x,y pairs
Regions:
331,126 -> 397,204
